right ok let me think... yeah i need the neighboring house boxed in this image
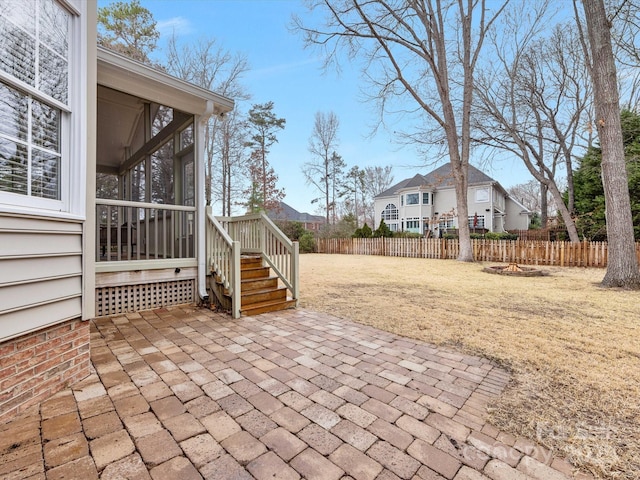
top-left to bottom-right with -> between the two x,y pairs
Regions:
267,201 -> 326,232
374,163 -> 532,236
0,1 -> 299,423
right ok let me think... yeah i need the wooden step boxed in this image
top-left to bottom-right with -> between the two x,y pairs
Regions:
241,255 -> 263,269
241,286 -> 287,306
241,266 -> 271,280
240,298 -> 297,316
242,277 -> 278,292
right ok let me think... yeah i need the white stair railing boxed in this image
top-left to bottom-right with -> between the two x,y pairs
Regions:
217,212 -> 299,305
205,207 -> 240,318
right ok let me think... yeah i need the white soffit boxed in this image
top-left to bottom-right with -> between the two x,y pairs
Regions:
96,47 -> 234,117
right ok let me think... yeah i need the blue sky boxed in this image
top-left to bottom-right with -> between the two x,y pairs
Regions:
99,0 -> 531,215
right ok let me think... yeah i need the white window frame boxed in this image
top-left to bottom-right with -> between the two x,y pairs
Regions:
475,187 -> 489,203
406,193 -> 419,205
439,217 -> 455,229
0,0 -> 85,219
381,203 -> 398,221
405,217 -> 420,230
422,192 -> 430,205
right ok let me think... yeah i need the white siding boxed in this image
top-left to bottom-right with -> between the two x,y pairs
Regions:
504,198 -> 531,230
0,215 -> 83,341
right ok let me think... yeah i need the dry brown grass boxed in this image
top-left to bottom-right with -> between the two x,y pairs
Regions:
298,254 -> 640,479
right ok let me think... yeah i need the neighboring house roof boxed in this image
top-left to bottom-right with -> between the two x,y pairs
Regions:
376,163 -> 501,199
268,202 -> 326,224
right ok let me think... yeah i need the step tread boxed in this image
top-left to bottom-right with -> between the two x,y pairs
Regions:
241,286 -> 287,298
240,298 -> 296,316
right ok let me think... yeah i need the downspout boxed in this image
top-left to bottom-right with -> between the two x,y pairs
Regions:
196,100 -> 215,305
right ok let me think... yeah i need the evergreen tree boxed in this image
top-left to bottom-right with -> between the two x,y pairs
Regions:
373,219 -> 393,238
573,110 -> 640,240
98,0 -> 159,63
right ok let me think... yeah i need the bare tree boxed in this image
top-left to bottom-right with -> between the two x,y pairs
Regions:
508,181 -> 544,215
215,109 -> 249,216
473,2 -> 589,242
303,111 -> 341,224
362,165 -> 394,226
343,165 -> 366,227
578,0 -> 640,288
293,0 -> 508,261
609,0 -> 640,110
164,36 -> 250,213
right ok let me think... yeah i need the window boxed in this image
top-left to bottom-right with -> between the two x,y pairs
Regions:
0,0 -> 71,208
422,192 -> 430,205
406,193 -> 419,205
406,218 -> 420,229
475,187 -> 489,203
439,217 -> 454,230
469,215 -> 485,229
382,203 -> 398,221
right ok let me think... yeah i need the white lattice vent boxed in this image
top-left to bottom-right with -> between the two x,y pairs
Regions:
96,279 -> 195,317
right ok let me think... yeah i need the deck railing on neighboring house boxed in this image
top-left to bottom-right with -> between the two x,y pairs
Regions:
212,212 -> 300,315
96,199 -> 197,262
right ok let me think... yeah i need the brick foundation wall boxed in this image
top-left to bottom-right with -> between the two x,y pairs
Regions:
0,319 -> 90,424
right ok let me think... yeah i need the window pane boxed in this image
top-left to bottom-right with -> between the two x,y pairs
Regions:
180,125 -> 193,150
32,97 -> 59,150
131,162 -> 146,202
31,147 -> 59,199
0,0 -> 36,33
184,159 -> 194,206
407,193 -> 419,205
0,137 -> 28,194
96,173 -> 119,199
39,44 -> 68,103
0,15 -> 36,86
40,0 -> 68,57
0,81 -> 29,141
151,140 -> 174,204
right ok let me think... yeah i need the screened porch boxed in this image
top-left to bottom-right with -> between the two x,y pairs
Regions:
96,85 -> 196,264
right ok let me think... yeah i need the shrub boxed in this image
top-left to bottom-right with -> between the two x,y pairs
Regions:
373,219 -> 393,238
353,223 -> 373,238
484,232 -> 518,240
298,232 -> 316,253
395,231 -> 422,238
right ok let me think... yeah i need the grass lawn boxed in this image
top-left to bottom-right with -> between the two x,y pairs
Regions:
298,254 -> 640,479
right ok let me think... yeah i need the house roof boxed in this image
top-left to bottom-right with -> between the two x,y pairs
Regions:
267,202 -> 326,223
376,163 -> 500,198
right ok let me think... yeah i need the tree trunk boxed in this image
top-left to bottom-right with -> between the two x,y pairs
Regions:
582,0 -> 640,288
540,182 -> 548,228
548,181 -> 580,242
449,154 -> 473,262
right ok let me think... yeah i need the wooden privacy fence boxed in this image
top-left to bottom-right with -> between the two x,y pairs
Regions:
316,238 -> 640,268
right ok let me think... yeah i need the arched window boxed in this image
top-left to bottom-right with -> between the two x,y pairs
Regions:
382,203 -> 398,221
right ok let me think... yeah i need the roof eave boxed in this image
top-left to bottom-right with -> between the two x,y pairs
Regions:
97,46 -> 235,117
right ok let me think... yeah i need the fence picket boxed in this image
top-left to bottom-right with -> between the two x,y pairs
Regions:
316,238 -> 640,268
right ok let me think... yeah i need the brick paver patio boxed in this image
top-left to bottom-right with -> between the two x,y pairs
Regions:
0,306 -> 593,479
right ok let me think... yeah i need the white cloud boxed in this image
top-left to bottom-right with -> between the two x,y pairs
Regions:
156,17 -> 194,36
